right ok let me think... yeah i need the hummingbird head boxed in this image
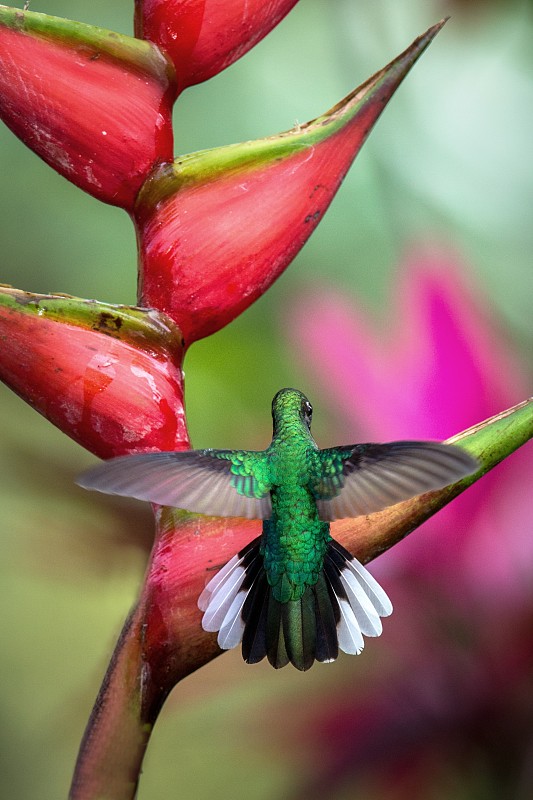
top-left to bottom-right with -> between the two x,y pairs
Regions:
271,388 -> 313,433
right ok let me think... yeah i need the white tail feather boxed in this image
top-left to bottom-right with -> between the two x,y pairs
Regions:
338,570 -> 383,637
341,557 -> 393,617
198,552 -> 243,611
217,591 -> 248,649
198,538 -> 393,665
202,565 -> 247,631
336,597 -> 364,654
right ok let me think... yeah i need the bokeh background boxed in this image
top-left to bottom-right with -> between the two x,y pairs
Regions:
1,0 -> 532,798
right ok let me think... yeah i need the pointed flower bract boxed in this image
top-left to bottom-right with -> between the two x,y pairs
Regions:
135,23 -> 446,343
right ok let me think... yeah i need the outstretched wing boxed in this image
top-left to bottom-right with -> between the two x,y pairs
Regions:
315,441 -> 478,521
77,449 -> 272,519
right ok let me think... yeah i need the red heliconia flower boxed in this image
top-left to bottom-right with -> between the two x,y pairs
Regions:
134,0 -> 300,89
134,22 -> 444,344
1,4 -> 530,796
0,7 -> 176,210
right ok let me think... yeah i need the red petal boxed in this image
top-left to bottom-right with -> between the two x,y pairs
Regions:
135,0 -> 299,88
0,8 -> 176,210
135,22 -> 446,343
0,288 -> 188,458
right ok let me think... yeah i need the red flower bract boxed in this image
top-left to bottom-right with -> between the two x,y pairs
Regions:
0,289 -> 188,458
0,7 -> 176,209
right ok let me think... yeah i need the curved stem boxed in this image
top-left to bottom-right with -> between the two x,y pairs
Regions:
69,606 -> 159,800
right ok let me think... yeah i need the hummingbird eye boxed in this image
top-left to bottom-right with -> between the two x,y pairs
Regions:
301,399 -> 313,425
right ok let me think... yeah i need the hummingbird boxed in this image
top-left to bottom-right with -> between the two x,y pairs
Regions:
78,388 -> 478,671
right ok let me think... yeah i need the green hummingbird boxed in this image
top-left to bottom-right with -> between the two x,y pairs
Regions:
78,388 -> 478,671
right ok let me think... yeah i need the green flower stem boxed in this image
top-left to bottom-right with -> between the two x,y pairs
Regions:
0,287 -> 184,354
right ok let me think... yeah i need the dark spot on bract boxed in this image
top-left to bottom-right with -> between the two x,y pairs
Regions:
309,183 -> 327,199
94,312 -> 123,336
304,210 -> 321,224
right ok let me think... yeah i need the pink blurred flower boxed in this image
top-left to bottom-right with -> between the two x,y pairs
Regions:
283,252 -> 533,798
290,250 -> 532,604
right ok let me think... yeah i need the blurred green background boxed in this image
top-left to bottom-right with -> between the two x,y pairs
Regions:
0,1 -> 532,798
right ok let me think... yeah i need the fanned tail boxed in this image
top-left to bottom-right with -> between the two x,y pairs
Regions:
198,537 -> 392,671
